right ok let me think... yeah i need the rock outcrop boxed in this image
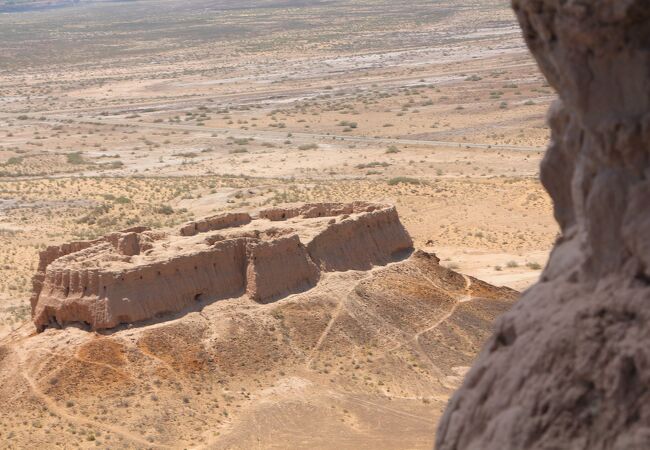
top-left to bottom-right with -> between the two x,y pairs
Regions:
437,1 -> 650,449
31,202 -> 413,331
6,234 -> 518,448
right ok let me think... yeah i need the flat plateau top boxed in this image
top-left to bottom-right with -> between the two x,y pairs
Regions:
46,202 -> 393,272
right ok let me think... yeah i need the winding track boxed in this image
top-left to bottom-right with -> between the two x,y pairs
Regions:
376,269 -> 475,374
1,112 -> 545,153
412,273 -> 474,377
18,351 -> 165,448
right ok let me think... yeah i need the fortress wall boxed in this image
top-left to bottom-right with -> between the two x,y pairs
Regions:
307,206 -> 413,272
31,203 -> 414,331
246,234 -> 320,303
180,212 -> 252,237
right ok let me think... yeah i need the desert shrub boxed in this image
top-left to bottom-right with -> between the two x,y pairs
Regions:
154,205 -> 174,215
176,152 -> 198,158
107,161 -> 124,169
356,162 -> 389,169
387,177 -> 423,186
66,152 -> 85,165
5,156 -> 23,165
339,120 -> 357,129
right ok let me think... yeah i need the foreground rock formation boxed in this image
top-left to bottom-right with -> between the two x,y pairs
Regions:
30,202 -> 413,330
437,1 -> 650,449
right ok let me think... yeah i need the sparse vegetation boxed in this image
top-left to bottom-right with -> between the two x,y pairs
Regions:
66,152 -> 85,165
0,1 -> 554,447
387,177 -> 423,186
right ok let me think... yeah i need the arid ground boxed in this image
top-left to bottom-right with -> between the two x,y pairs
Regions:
0,0 -> 556,448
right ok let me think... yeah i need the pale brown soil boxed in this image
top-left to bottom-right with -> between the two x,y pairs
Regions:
0,0 -> 556,448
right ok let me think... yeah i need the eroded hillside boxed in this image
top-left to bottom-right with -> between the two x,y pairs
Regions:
1,205 -> 516,449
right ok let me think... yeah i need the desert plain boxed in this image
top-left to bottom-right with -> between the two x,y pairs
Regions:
0,0 -> 558,448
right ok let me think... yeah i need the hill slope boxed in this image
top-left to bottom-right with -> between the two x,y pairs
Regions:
0,250 -> 516,448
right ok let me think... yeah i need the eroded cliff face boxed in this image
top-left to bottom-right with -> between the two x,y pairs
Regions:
436,1 -> 650,449
31,202 -> 413,331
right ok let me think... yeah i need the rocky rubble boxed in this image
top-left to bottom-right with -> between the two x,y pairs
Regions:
30,202 -> 413,331
436,1 -> 650,449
